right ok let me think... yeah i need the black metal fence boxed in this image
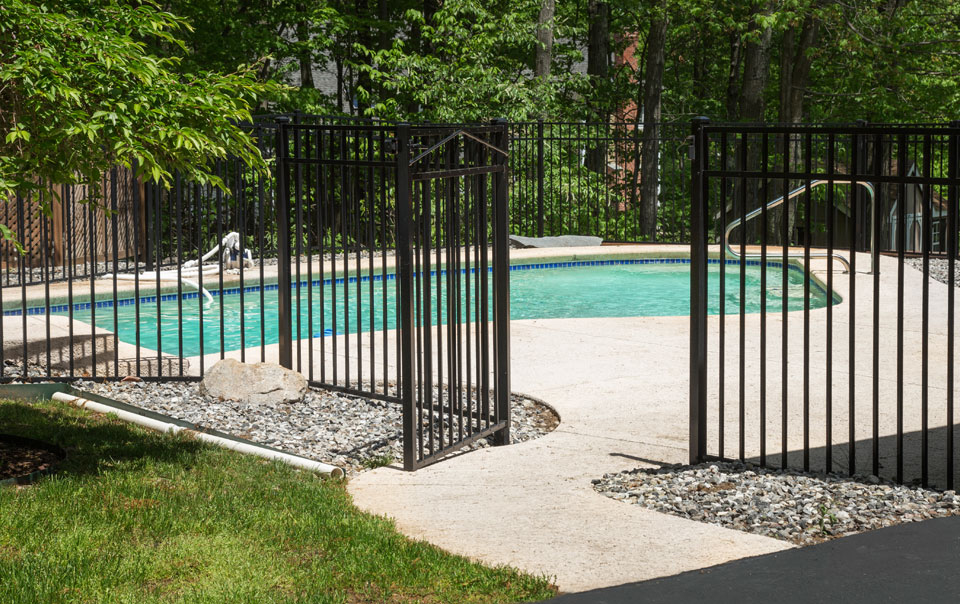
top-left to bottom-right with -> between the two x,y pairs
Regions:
509,121 -> 689,243
0,117 -> 511,470
1,118 -> 690,295
690,119 -> 960,489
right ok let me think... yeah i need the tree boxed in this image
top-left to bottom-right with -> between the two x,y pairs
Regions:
739,2 -> 775,123
0,0 -> 280,228
535,0 -> 556,78
778,14 -> 819,125
586,1 -> 611,120
640,0 -> 668,239
361,0 -> 574,122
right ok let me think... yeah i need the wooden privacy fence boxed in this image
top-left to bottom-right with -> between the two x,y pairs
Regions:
1,167 -> 145,280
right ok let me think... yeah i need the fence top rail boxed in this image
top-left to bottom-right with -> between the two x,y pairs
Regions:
510,120 -> 689,127
280,123 -> 396,134
510,134 -> 689,143
701,170 -> 960,186
703,123 -> 960,135
409,124 -> 507,135
252,112 -> 393,124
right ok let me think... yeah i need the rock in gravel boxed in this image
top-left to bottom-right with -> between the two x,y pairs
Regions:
199,359 -> 308,406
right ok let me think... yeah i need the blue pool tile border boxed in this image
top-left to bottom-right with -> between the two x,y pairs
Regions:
5,257 -> 823,315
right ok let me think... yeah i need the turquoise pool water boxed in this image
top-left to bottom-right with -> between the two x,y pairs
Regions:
60,260 -> 832,357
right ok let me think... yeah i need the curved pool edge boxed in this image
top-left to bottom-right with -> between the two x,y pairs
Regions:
8,243 -> 843,316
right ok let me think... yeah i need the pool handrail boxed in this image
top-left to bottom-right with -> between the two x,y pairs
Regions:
723,179 -> 877,274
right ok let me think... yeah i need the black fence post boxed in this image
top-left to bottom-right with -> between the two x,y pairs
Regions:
493,118 -> 512,446
537,119 -> 545,237
396,123 -> 417,470
689,116 -> 710,464
275,116 -> 293,369
948,120 -> 960,490
144,181 -> 154,272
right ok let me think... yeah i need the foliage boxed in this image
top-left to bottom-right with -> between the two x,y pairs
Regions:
361,0 -> 581,122
105,0 -> 960,125
807,1 -> 960,122
5,0 -> 958,248
0,0 -> 281,213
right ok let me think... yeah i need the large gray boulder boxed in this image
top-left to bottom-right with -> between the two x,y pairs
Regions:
199,359 -> 308,406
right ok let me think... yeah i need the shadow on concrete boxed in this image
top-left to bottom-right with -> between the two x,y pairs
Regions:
745,423 -> 960,489
608,452 -> 677,466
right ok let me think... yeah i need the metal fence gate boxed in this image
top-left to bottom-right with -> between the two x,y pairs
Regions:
275,120 -> 511,470
397,123 -> 511,470
690,119 -> 960,489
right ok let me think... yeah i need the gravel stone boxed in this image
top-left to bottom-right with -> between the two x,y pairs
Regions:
73,378 -> 558,474
906,257 -> 960,287
593,462 -> 960,546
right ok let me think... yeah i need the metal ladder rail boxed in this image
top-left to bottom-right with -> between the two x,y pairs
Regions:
723,179 -> 877,274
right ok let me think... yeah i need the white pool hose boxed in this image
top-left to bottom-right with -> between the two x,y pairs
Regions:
108,271 -> 216,305
102,231 -> 256,307
182,231 -> 253,269
51,391 -> 343,478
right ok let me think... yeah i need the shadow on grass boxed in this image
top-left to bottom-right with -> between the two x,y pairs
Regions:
0,399 -> 209,480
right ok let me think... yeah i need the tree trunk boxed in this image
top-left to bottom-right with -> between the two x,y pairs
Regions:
640,9 -> 667,240
354,0 -> 375,114
777,16 -> 819,244
336,57 -> 344,111
740,23 -> 773,122
378,0 -> 389,51
296,14 -> 314,89
535,0 -> 555,78
587,1 -> 610,116
725,34 -> 743,121
692,23 -> 706,102
778,16 -> 818,126
778,27 -> 795,123
423,0 -> 440,53
739,5 -> 774,243
586,1 -> 610,173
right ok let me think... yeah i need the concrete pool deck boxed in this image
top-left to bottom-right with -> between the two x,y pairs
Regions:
347,243 -> 960,591
349,313 -> 793,591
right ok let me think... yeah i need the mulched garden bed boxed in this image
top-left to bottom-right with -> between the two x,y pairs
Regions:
0,434 -> 65,484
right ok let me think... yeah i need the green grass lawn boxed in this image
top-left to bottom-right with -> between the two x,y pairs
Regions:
0,399 -> 556,603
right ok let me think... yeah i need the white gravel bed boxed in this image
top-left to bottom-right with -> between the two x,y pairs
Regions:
593,462 -> 960,546
906,257 -> 960,288
72,379 -> 558,474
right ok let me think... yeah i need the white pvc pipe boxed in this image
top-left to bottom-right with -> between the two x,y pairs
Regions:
52,392 -> 344,478
102,232 -> 254,307
109,273 -> 215,305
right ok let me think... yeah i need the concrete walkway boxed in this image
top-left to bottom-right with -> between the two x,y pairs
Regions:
348,313 -> 791,590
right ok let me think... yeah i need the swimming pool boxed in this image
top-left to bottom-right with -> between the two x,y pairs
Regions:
56,259 -> 833,357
